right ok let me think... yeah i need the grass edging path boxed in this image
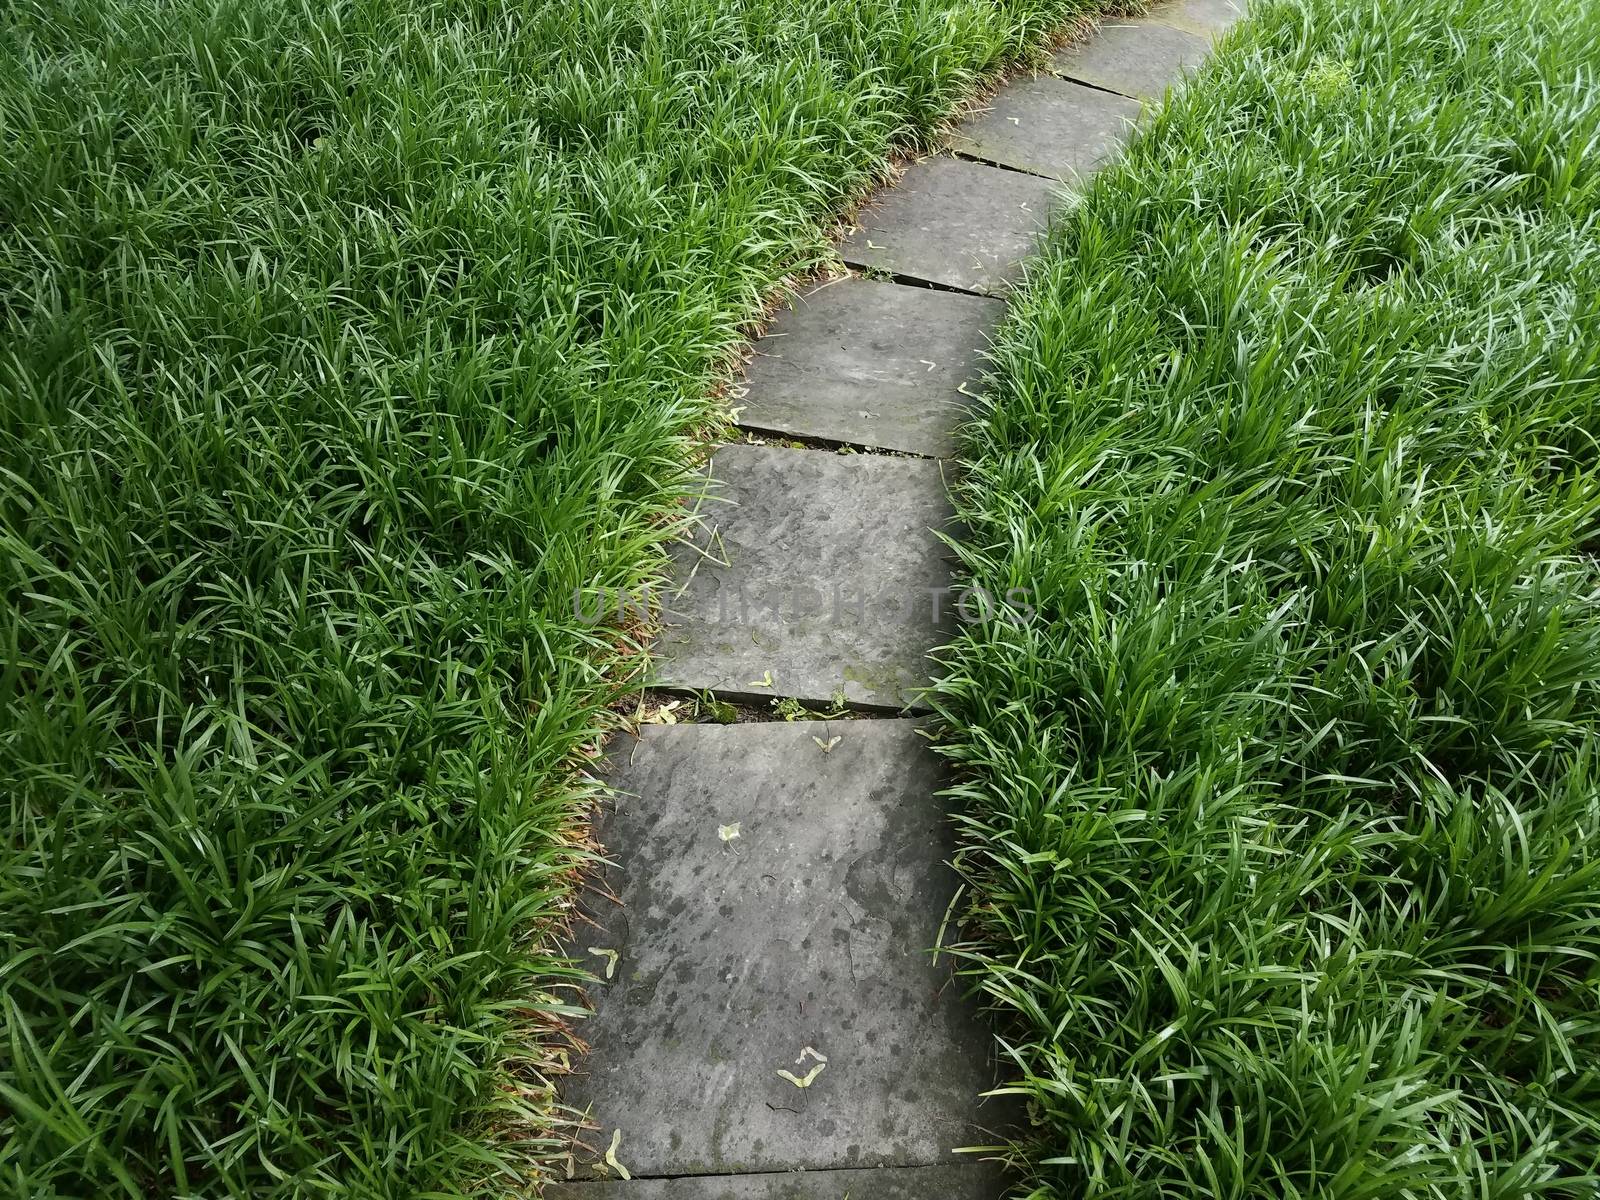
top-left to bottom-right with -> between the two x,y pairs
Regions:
931,0 -> 1600,1193
0,0 -> 1124,1195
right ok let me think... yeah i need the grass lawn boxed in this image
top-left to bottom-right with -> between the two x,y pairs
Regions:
932,0 -> 1600,1193
0,0 -> 1106,1194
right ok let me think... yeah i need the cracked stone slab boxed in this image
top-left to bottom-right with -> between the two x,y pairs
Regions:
737,277 -> 1004,458
1049,20 -> 1210,99
545,1163 -> 1007,1199
652,444 -> 955,710
1144,0 -> 1245,37
558,721 -> 1014,1180
837,156 -> 1057,295
949,74 -> 1140,185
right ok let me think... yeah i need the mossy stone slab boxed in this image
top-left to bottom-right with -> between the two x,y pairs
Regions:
557,722 -> 1013,1179
949,74 -> 1140,184
737,277 -> 1004,458
1050,20 -> 1210,99
1145,0 -> 1246,37
652,444 -> 956,711
837,156 -> 1057,296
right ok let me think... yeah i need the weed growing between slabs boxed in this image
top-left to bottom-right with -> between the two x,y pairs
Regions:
0,0 -> 1113,1193
932,0 -> 1600,1193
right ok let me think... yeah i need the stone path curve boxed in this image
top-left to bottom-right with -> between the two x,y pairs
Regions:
550,3 -> 1241,1194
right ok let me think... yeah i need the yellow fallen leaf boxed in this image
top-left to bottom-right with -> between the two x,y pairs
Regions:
604,1129 -> 631,1181
643,699 -> 682,725
776,1062 -> 826,1088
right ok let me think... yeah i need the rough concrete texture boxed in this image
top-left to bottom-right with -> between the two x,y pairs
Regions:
949,75 -> 1140,184
837,156 -> 1058,295
737,277 -> 1004,458
1049,20 -> 1209,99
652,444 -> 955,710
546,1163 -> 1007,1198
558,721 -> 1014,1180
1145,0 -> 1244,37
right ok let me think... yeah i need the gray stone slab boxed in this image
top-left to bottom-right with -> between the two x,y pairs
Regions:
837,156 -> 1057,296
559,721 -> 1014,1178
1144,0 -> 1245,38
1049,20 -> 1209,100
737,278 -> 1004,458
653,444 -> 955,710
546,1163 -> 1007,1199
949,75 -> 1140,185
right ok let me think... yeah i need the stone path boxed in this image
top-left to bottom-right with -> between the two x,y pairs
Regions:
550,3 -> 1241,1195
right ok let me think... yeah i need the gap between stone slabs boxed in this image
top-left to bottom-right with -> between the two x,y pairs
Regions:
547,1162 -> 1008,1199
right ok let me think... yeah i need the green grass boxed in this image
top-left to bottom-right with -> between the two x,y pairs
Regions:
0,0 -> 1109,1194
931,0 -> 1600,1194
